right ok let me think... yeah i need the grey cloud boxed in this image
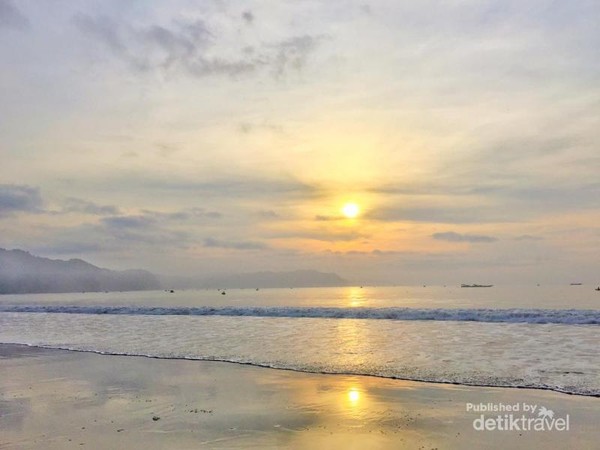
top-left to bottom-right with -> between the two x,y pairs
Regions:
30,219 -> 190,258
432,232 -> 497,243
452,183 -> 600,222
0,0 -> 28,30
196,210 -> 222,219
73,14 -> 239,76
367,177 -> 600,223
308,231 -> 369,242
242,11 -> 254,24
325,249 -> 406,256
368,206 -> 509,224
480,184 -> 600,210
96,216 -> 189,246
0,184 -> 42,216
203,237 -> 268,250
187,208 -> 222,219
360,4 -> 372,15
33,242 -> 103,256
73,173 -> 321,204
514,234 -> 544,241
369,129 -> 599,223
371,249 -> 408,256
238,121 -> 284,135
73,14 -> 125,54
74,13 -> 323,79
186,58 -> 256,78
267,230 -> 369,242
370,182 -> 473,197
63,198 -> 120,216
257,210 -> 279,219
109,228 -> 189,246
141,208 -> 222,221
372,178 -> 600,205
101,215 -> 156,229
135,176 -> 321,198
315,214 -> 344,221
155,142 -> 179,157
478,136 -> 584,166
40,205 -> 222,253
271,35 -> 323,76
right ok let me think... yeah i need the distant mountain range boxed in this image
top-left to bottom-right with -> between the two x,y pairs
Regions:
0,248 -> 160,294
0,249 -> 349,294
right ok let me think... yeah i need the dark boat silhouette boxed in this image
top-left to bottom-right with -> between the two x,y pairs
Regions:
461,284 -> 493,288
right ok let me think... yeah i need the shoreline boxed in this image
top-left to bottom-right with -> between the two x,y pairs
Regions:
4,342 -> 598,399
1,343 -> 598,449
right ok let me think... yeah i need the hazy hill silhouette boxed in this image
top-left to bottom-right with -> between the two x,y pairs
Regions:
0,248 -> 161,294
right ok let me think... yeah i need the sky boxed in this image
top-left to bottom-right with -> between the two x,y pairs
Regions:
1,0 -> 599,284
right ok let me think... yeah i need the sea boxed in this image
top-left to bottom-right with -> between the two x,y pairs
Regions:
0,285 -> 598,396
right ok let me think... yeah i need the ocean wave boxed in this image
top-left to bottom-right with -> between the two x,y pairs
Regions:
4,343 -> 599,397
0,305 -> 598,324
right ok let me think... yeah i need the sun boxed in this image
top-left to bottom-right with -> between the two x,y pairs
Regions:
342,202 -> 360,219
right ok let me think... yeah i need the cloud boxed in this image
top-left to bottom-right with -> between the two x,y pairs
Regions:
32,242 -> 103,256
514,234 -> 544,241
432,232 -> 497,243
129,176 -> 321,199
0,0 -> 29,30
0,184 -> 42,216
500,185 -> 600,211
242,11 -> 254,24
141,208 -> 222,221
324,249 -> 408,256
73,13 -> 324,79
101,215 -> 156,229
96,215 -> 189,246
72,13 -> 249,77
41,214 -> 193,254
315,214 -> 344,221
368,206 -> 509,224
367,178 -> 600,224
257,210 -> 279,219
270,35 -> 324,76
63,198 -> 120,216
100,207 -> 221,230
203,237 -> 268,250
267,229 -> 369,242
238,121 -> 284,135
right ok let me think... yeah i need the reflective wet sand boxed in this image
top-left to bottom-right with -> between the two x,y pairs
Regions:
1,344 -> 598,449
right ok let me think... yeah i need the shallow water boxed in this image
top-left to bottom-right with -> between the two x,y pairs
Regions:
1,286 -> 598,396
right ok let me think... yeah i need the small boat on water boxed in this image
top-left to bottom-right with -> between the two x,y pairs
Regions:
461,284 -> 493,288
570,283 -> 583,286
595,287 -> 600,291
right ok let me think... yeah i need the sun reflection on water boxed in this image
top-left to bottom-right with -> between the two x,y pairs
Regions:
347,286 -> 367,307
347,387 -> 361,404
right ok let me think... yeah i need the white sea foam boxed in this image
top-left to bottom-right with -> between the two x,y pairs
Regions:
0,305 -> 598,324
0,312 -> 598,396
1,288 -> 598,396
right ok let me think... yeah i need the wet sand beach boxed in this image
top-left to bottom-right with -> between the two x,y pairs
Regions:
1,344 -> 598,449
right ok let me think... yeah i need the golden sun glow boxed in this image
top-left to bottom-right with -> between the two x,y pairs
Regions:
342,203 -> 360,219
347,388 -> 361,403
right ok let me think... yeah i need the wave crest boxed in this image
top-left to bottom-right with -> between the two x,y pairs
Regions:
1,305 -> 598,324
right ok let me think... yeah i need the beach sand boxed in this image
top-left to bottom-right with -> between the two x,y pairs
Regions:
0,344 -> 598,449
